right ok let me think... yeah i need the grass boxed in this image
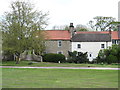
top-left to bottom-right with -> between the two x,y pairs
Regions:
2,68 -> 118,88
1,60 -> 119,68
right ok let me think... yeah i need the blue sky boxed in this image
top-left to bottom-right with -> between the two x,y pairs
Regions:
0,0 -> 119,29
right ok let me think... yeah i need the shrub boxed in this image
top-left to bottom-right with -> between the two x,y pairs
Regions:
96,45 -> 120,64
43,53 -> 66,63
106,55 -> 118,64
2,51 -> 14,61
67,51 -> 89,63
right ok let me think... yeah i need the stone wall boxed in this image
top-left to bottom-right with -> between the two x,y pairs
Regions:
45,40 -> 71,57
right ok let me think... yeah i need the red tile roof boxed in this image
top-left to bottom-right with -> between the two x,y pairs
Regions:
44,30 -> 71,40
43,30 -> 119,40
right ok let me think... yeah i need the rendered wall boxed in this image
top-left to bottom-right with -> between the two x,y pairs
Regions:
72,42 -> 112,61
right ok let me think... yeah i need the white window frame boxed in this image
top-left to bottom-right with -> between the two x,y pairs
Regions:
77,44 -> 81,48
89,54 -> 92,57
58,40 -> 62,47
101,44 -> 105,48
57,51 -> 63,54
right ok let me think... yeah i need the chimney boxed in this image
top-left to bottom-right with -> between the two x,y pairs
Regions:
109,27 -> 112,34
69,23 -> 75,37
70,23 -> 74,28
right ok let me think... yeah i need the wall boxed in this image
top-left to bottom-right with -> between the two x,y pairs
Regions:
72,42 -> 112,61
45,40 -> 71,57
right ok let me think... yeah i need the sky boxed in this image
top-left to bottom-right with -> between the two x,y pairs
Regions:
0,0 -> 119,29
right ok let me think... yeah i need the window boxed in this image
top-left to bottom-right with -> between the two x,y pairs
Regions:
57,51 -> 63,54
89,54 -> 92,57
77,44 -> 81,48
115,40 -> 118,44
58,40 -> 62,47
43,51 -> 47,54
112,40 -> 118,44
101,44 -> 105,48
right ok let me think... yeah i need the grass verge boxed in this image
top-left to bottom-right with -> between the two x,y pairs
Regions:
2,68 -> 118,88
1,60 -> 119,68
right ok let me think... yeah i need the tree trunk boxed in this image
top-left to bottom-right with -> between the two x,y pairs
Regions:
15,55 -> 20,64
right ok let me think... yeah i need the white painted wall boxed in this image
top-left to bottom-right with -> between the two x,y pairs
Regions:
72,42 -> 112,61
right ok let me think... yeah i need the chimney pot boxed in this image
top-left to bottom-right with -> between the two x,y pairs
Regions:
70,23 -> 74,27
109,27 -> 112,34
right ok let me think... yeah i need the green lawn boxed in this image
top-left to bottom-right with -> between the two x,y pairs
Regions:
1,60 -> 119,68
2,68 -> 118,88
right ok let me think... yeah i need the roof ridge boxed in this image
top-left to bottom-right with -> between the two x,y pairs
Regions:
44,30 -> 68,31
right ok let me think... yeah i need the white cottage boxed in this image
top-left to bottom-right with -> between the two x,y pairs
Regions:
71,33 -> 112,61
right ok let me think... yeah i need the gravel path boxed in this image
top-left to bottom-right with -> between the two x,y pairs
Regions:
0,66 -> 120,70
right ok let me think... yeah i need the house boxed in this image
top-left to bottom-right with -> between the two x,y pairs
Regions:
43,23 -> 75,57
44,30 -> 71,57
71,33 -> 112,61
43,23 -> 119,61
73,30 -> 120,61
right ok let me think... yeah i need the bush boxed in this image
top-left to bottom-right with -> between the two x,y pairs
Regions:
2,51 -> 14,61
43,53 -> 66,63
96,45 -> 120,64
67,51 -> 89,64
106,55 -> 118,64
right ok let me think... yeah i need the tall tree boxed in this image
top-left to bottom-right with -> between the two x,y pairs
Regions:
1,1 -> 49,62
88,16 -> 117,31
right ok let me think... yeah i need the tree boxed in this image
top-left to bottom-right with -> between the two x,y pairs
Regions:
75,24 -> 88,31
97,45 -> 120,64
88,16 -> 117,31
52,24 -> 89,31
52,25 -> 69,30
1,1 -> 49,63
76,52 -> 88,63
68,51 -> 88,63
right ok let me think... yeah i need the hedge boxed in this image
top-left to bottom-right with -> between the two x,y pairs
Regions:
43,53 -> 66,63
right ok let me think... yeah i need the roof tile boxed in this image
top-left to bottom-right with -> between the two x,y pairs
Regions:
44,30 -> 71,40
71,33 -> 111,42
41,30 -> 119,40
77,31 -> 119,39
